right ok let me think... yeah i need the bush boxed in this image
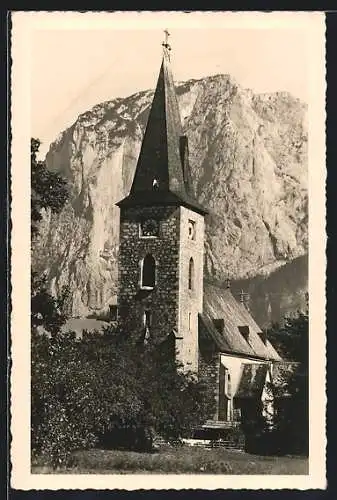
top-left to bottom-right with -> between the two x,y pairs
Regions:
31,331 -> 215,467
31,272 -> 69,336
31,332 -> 99,467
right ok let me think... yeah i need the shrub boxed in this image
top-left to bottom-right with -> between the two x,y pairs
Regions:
31,331 -> 215,466
31,332 -> 99,467
31,273 -> 69,336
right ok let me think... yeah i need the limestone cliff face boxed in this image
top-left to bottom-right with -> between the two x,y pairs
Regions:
32,74 -> 308,322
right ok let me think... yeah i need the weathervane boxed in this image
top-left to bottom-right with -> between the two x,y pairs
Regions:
162,29 -> 172,57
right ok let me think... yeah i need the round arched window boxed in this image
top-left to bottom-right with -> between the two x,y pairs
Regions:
141,254 -> 155,288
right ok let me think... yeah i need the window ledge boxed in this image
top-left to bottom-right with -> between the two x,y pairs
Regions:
140,286 -> 154,291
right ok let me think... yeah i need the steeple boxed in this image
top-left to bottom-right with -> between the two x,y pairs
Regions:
117,32 -> 207,215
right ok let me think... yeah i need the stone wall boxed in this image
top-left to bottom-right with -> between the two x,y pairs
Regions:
198,345 -> 220,420
176,207 -> 205,372
117,204 -> 180,344
117,203 -> 205,373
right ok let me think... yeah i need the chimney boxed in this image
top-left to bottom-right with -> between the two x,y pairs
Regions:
213,318 -> 224,334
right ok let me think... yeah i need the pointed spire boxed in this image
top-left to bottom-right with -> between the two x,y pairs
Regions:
117,32 -> 207,215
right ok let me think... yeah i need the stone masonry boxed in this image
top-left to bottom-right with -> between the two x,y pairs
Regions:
177,207 -> 204,372
117,203 -> 205,374
117,205 -> 180,345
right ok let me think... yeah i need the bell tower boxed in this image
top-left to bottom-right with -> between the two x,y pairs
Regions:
116,33 -> 207,372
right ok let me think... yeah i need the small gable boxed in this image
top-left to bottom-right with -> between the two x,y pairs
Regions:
198,313 -> 230,352
238,325 -> 250,342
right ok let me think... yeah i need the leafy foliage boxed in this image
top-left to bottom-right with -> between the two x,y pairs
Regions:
31,331 -> 214,467
270,307 -> 309,455
31,272 -> 69,336
262,309 -> 309,455
31,137 -> 70,334
242,308 -> 309,456
31,138 -> 69,237
272,366 -> 308,455
267,308 -> 308,365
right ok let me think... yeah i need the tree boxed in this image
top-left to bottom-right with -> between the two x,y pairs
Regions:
272,363 -> 309,455
267,308 -> 309,455
267,308 -> 308,366
31,331 -> 215,467
31,138 -> 69,237
243,307 -> 309,456
31,138 -> 70,333
31,272 -> 69,336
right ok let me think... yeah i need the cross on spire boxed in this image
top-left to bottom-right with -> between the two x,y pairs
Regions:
162,28 -> 171,53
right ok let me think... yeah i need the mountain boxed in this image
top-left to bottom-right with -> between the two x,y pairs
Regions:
32,74 -> 308,326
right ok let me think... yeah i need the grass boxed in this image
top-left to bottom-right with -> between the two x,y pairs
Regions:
32,445 -> 309,475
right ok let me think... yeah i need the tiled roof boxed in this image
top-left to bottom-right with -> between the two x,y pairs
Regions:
117,190 -> 207,215
235,363 -> 269,399
117,47 -> 207,215
201,283 -> 282,361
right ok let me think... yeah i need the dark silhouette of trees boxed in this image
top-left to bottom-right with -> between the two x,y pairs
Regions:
31,138 -> 69,237
31,138 -> 70,334
259,307 -> 309,456
272,308 -> 309,455
267,308 -> 308,365
31,272 -> 69,336
31,331 -> 215,467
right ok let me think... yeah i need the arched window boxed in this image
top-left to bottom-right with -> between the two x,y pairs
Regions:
188,257 -> 194,291
141,254 -> 155,288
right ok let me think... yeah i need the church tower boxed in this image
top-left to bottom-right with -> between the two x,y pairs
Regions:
116,34 -> 207,372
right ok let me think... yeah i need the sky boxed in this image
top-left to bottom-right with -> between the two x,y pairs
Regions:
29,12 -> 310,158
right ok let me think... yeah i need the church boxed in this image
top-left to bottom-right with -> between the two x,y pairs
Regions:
116,36 -> 282,429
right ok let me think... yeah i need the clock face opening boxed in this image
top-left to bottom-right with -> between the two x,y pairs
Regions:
188,220 -> 196,240
140,219 -> 160,237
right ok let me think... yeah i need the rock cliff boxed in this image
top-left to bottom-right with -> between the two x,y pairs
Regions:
32,74 -> 308,325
